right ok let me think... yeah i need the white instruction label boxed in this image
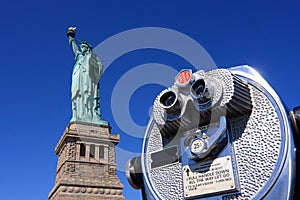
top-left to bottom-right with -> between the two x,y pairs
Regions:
182,156 -> 235,198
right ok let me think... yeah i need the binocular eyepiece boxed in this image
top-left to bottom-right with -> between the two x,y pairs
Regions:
190,79 -> 211,105
159,90 -> 181,115
158,78 -> 212,117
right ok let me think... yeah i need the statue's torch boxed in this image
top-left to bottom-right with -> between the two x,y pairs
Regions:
67,27 -> 76,38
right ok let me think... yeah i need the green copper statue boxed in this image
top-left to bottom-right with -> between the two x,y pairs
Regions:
67,27 -> 108,125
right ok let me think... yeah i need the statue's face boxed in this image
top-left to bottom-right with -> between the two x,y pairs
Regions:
80,45 -> 89,53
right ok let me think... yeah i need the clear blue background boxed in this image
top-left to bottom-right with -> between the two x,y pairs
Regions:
0,1 -> 299,199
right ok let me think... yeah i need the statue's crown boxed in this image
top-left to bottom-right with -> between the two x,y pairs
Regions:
81,41 -> 92,49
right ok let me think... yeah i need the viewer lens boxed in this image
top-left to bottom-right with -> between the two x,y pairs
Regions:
160,91 -> 176,107
191,79 -> 206,97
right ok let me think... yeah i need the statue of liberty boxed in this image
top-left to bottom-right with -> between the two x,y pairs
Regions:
67,27 -> 108,125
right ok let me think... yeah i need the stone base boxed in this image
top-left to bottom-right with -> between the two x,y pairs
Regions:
49,185 -> 124,200
49,121 -> 124,200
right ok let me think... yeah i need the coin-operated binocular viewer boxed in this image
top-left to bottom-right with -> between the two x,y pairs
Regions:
126,65 -> 300,200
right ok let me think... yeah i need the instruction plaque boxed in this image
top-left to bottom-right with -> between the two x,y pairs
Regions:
182,156 -> 236,198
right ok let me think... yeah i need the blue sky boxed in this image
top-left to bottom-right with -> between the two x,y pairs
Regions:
0,1 -> 299,200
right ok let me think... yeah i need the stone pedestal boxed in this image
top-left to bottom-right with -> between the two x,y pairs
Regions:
48,122 -> 124,200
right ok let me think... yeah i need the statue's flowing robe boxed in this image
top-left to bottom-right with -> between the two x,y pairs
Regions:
72,50 -> 103,119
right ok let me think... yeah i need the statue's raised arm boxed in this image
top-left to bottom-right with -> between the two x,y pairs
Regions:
67,27 -> 79,54
66,27 -> 107,126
